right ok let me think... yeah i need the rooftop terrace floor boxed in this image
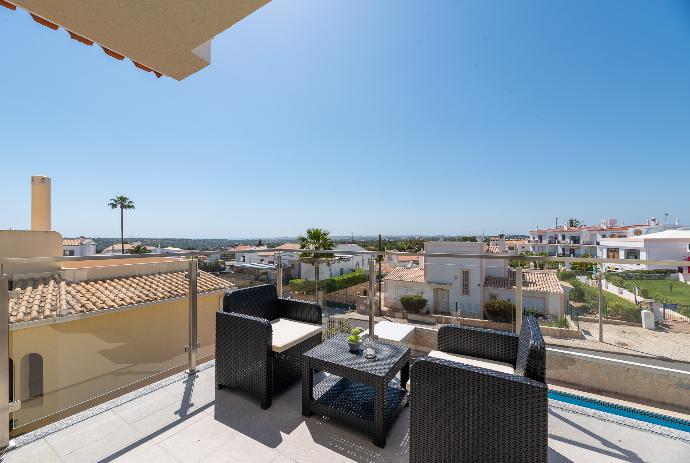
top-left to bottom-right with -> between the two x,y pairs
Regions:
3,361 -> 689,463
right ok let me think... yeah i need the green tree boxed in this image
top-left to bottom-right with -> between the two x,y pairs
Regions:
298,228 -> 336,295
108,196 -> 135,254
571,253 -> 595,273
127,244 -> 151,255
567,218 -> 584,228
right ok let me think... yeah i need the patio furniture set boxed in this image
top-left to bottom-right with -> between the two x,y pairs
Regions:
216,284 -> 548,462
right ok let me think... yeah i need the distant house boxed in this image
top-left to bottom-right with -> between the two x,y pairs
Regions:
299,244 -> 368,281
597,229 -> 690,273
100,241 -> 141,255
62,238 -> 96,257
528,217 -> 676,257
388,254 -> 420,268
382,241 -> 569,318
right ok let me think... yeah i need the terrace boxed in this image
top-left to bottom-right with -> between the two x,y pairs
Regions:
4,361 -> 688,463
1,251 -> 690,462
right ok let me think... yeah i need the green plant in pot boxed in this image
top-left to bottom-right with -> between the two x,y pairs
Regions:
348,328 -> 363,353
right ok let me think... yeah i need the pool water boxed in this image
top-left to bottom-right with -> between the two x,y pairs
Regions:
549,390 -> 690,434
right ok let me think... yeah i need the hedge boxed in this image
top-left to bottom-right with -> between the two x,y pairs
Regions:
288,269 -> 368,293
400,294 -> 427,313
609,270 -> 677,281
483,300 -> 514,323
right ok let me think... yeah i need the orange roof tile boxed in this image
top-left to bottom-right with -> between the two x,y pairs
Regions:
9,271 -> 232,324
484,270 -> 563,294
383,267 -> 425,283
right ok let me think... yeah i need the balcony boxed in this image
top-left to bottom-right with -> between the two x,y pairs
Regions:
5,359 -> 690,462
1,251 -> 690,462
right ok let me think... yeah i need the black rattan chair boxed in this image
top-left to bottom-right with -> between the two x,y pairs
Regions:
409,316 -> 548,463
216,284 -> 322,409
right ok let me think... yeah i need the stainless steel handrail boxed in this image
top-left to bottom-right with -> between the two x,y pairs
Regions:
2,250 -> 688,268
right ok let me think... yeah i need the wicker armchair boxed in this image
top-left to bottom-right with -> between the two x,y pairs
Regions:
216,284 -> 322,409
410,316 -> 548,463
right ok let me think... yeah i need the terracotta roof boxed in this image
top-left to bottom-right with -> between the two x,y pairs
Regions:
100,242 -> 140,253
396,255 -> 419,262
484,270 -> 563,294
228,245 -> 264,252
531,224 -> 650,233
9,271 -> 231,324
63,238 -> 95,246
383,267 -> 425,283
487,245 -> 500,253
274,243 -> 301,250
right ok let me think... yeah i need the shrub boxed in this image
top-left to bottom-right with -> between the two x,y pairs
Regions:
288,278 -> 315,293
324,318 -> 350,340
400,294 -> 428,313
524,307 -> 541,318
571,254 -> 596,273
558,270 -> 576,282
568,279 -> 641,323
324,269 -> 367,292
288,269 -> 368,294
483,300 -> 515,323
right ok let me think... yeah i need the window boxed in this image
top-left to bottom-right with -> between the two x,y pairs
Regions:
63,250 -> 74,256
21,353 -> 43,400
625,249 -> 640,260
9,359 -> 13,402
687,244 -> 690,252
489,294 -> 497,301
461,270 -> 470,296
607,248 -> 620,259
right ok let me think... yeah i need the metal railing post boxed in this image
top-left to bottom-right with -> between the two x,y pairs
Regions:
0,275 -> 14,450
515,267 -> 523,334
187,258 -> 198,374
368,258 -> 376,340
597,272 -> 604,342
276,253 -> 283,298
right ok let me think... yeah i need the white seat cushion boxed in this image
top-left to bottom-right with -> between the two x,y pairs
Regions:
428,350 -> 515,375
271,318 -> 322,353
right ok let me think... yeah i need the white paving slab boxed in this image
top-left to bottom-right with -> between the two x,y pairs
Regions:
3,361 -> 689,463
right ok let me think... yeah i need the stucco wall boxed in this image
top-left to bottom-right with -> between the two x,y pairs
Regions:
547,348 -> 690,413
9,292 -> 224,430
0,230 -> 63,275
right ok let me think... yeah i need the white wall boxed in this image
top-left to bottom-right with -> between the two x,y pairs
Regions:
484,289 -> 564,316
424,242 -> 486,317
383,280 -> 433,311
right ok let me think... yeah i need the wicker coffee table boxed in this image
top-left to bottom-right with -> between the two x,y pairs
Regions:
301,333 -> 410,448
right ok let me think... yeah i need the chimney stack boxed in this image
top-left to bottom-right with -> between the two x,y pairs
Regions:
31,175 -> 51,231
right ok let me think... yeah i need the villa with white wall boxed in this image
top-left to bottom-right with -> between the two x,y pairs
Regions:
528,217 -> 674,257
383,241 -> 569,319
62,238 -> 96,257
597,229 -> 690,272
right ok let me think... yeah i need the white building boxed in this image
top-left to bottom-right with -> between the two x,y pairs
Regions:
598,229 -> 690,272
528,217 -> 672,257
62,238 -> 97,256
383,241 -> 569,318
299,244 -> 368,281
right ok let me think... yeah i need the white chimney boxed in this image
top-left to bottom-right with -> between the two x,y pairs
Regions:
498,234 -> 507,253
31,175 -> 51,231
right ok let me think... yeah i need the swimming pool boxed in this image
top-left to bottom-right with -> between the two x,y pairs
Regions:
549,390 -> 690,434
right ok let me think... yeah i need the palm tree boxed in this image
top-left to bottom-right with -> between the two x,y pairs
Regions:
567,218 -> 584,228
298,228 -> 336,296
108,196 -> 135,254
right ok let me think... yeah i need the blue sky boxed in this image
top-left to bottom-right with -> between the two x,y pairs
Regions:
2,0 -> 690,238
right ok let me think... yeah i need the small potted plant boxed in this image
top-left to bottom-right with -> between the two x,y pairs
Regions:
347,328 -> 363,353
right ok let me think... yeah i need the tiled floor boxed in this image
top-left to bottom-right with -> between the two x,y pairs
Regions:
3,362 -> 690,463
